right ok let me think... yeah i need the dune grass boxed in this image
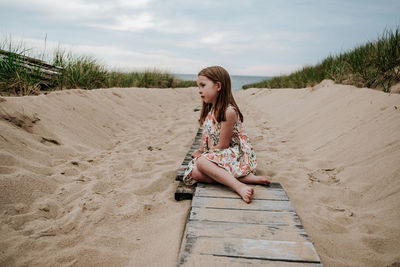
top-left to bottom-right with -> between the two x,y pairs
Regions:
243,27 -> 400,92
0,40 -> 44,95
0,40 -> 197,96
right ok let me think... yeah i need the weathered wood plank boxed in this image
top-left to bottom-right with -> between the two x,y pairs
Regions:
195,184 -> 288,200
175,181 -> 195,200
192,196 -> 295,212
186,237 -> 321,263
181,254 -> 323,266
178,181 -> 322,266
186,220 -> 309,241
197,181 -> 283,189
0,49 -> 62,71
174,127 -> 202,193
190,207 -> 301,227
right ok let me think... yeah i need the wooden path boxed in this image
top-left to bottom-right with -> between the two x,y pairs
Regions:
175,125 -> 322,265
178,183 -> 322,266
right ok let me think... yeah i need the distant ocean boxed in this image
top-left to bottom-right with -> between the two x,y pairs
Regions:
174,74 -> 271,90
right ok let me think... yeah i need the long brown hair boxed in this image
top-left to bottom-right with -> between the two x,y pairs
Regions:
198,66 -> 243,125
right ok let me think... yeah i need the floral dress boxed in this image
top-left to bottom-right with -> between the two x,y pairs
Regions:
183,106 -> 257,185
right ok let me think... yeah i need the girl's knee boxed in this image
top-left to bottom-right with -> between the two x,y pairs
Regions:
196,156 -> 208,172
191,164 -> 204,181
191,166 -> 200,180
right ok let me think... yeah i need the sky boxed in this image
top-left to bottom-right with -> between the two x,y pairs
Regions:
0,0 -> 399,76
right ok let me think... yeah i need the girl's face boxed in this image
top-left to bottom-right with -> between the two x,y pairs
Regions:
197,75 -> 221,106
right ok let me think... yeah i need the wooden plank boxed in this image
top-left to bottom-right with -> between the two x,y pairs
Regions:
0,49 -> 62,71
190,207 -> 301,227
175,181 -> 195,200
197,182 -> 283,189
185,237 -> 321,263
186,220 -> 309,241
192,196 -> 295,212
178,181 -> 322,266
195,184 -> 288,200
174,127 -> 202,194
180,254 -> 323,266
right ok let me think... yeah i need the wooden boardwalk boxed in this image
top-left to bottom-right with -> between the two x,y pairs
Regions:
178,183 -> 322,266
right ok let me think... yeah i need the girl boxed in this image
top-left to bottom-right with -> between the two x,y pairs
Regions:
183,66 -> 270,203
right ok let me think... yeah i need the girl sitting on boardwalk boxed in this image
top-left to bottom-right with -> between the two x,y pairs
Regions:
183,66 -> 270,203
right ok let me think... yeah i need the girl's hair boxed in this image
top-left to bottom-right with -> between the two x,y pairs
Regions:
198,66 -> 243,125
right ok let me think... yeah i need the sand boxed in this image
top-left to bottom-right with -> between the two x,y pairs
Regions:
1,81 -> 399,266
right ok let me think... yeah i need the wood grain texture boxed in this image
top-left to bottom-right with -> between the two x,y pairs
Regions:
175,181 -> 195,200
191,196 -> 295,212
195,184 -> 288,200
187,237 -> 320,263
178,182 -> 322,266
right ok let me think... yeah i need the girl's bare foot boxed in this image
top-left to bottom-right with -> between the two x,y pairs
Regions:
239,173 -> 270,186
236,184 -> 254,203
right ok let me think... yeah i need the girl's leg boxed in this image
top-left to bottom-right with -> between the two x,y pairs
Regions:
195,156 -> 253,203
238,173 -> 270,186
191,165 -> 215,183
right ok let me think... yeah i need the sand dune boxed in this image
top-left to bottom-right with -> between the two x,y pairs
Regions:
236,80 -> 400,267
0,88 -> 200,266
1,81 -> 399,266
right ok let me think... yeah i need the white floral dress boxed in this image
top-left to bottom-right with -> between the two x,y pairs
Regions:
183,106 -> 257,185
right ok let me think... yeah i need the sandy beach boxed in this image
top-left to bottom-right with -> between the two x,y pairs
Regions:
1,81 -> 399,266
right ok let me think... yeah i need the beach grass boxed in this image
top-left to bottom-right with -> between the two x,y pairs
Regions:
0,39 -> 44,95
0,40 -> 197,96
243,27 -> 400,92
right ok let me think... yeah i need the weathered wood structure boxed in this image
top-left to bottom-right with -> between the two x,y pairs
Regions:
0,49 -> 62,87
174,127 -> 202,200
178,183 -> 322,266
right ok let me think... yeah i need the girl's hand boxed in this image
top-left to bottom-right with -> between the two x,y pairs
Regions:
191,149 -> 202,158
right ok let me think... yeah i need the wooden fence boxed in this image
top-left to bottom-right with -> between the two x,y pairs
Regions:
0,49 -> 62,87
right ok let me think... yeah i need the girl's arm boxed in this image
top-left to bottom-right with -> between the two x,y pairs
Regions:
214,107 -> 237,150
191,130 -> 206,158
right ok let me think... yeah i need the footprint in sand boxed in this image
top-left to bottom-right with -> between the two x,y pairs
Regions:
60,160 -> 90,176
267,146 -> 279,152
318,218 -> 349,234
307,168 -> 341,185
0,152 -> 18,174
261,126 -> 271,134
264,169 -> 277,177
40,136 -> 61,146
252,135 -> 264,142
361,236 -> 387,254
326,205 -> 354,218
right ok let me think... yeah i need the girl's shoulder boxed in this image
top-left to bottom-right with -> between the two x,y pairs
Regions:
225,105 -> 237,115
225,105 -> 238,123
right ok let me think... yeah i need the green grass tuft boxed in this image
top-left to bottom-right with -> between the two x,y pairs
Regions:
0,40 -> 197,96
0,38 -> 43,95
243,27 -> 400,92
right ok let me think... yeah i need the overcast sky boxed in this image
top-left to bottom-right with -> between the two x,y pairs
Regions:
1,0 -> 399,76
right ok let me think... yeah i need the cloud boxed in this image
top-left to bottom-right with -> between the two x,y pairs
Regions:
2,0 -> 154,26
10,35 -> 207,74
260,32 -> 313,43
5,0 -> 105,20
117,0 -> 151,8
231,64 -> 304,76
92,13 -> 156,32
200,32 -> 224,45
